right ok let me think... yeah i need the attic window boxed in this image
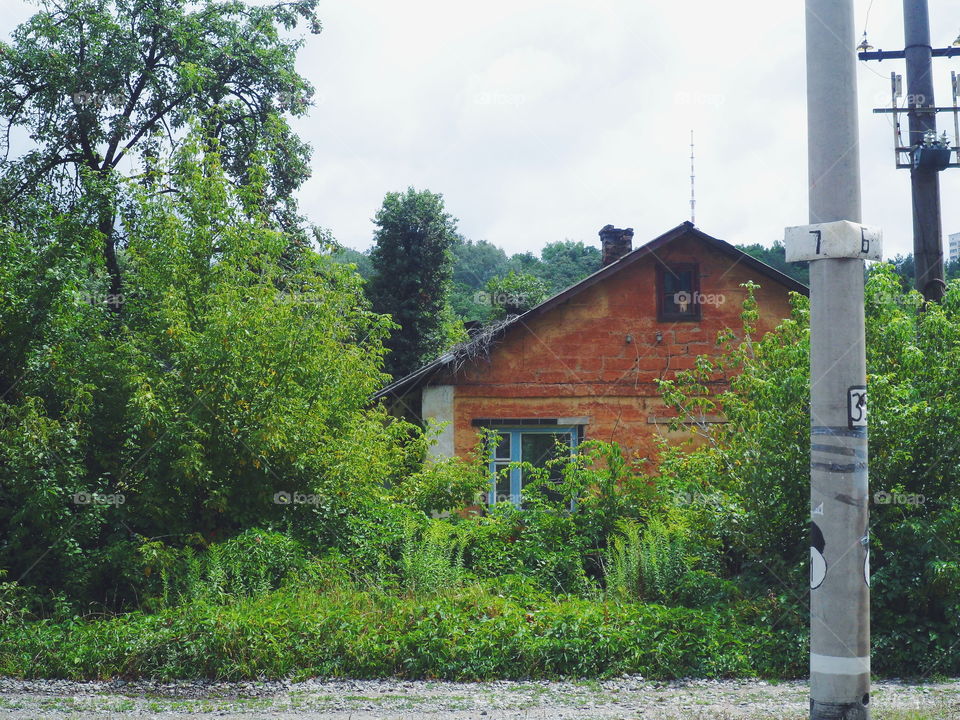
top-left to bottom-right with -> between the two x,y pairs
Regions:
657,263 -> 701,322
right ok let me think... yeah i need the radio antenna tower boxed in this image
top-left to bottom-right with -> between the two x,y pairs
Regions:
689,130 -> 696,225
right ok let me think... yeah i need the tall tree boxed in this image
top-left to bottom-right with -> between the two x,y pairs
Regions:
484,270 -> 548,319
448,238 -> 509,321
0,0 -> 320,310
368,188 -> 458,378
0,141 -> 410,606
538,240 -> 601,292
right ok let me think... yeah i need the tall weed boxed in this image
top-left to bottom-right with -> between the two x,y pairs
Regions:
400,519 -> 467,594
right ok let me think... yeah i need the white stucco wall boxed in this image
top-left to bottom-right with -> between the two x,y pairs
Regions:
421,384 -> 455,459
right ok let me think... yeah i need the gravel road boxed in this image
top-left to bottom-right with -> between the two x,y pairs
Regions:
1,677 -> 959,719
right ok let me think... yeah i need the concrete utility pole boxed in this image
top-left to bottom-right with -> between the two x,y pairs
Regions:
785,1 -> 880,717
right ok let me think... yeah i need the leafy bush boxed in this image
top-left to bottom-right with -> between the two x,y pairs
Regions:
138,530 -> 307,608
656,269 -> 960,671
484,270 -> 549,318
604,518 -> 733,607
400,520 -> 468,594
0,584 -> 804,681
0,141 -> 425,609
205,529 -> 306,600
389,429 -> 491,516
458,439 -> 662,595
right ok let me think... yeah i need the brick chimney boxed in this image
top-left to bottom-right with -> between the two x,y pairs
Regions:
599,225 -> 634,267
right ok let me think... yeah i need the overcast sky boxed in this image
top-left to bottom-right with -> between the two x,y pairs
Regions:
3,0 -> 959,259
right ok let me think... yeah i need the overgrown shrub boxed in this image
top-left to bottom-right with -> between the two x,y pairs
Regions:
389,428 -> 491,516
456,438 -> 663,596
400,519 -> 467,594
604,518 -> 733,607
0,142 -> 425,609
656,269 -> 960,670
137,529 -> 307,608
0,585 -> 805,681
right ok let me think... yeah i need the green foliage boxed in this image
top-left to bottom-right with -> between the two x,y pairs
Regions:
400,520 -> 468,595
390,433 -> 490,517
448,238 -> 510,320
0,0 -> 321,305
537,240 -> 602,292
604,518 -> 732,607
457,440 -> 661,595
735,241 -> 810,285
137,530 -> 307,610
0,584 -> 803,680
367,188 -> 460,378
0,0 -> 318,197
657,282 -> 811,583
331,246 -> 374,280
483,271 -> 549,319
0,140 -> 421,608
889,253 -> 960,289
448,239 -> 599,323
656,266 -> 960,672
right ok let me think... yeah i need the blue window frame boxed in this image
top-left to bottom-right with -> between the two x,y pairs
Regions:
487,425 -> 579,507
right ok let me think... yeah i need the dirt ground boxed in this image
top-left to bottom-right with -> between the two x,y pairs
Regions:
1,677 -> 958,719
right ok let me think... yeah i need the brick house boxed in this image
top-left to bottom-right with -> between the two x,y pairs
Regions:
376,222 -> 807,505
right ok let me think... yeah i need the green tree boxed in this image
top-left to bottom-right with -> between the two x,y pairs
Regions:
0,0 -> 320,309
332,246 -> 374,280
448,238 -> 509,321
538,240 -> 601,292
890,253 -> 960,289
452,238 -> 509,289
656,267 -> 960,671
368,188 -> 459,378
505,250 -> 544,278
735,241 -> 810,286
0,140 -> 418,607
483,271 -> 549,319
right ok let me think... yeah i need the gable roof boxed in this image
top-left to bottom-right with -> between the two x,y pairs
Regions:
374,222 -> 808,400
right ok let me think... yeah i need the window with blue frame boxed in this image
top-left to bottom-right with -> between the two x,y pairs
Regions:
483,423 -> 580,507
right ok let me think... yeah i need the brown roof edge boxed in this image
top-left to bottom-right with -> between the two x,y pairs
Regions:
373,222 -> 809,401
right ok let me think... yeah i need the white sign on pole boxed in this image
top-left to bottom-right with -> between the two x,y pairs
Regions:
784,220 -> 883,262
848,385 -> 867,428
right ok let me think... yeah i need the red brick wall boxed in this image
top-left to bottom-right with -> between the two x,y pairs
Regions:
447,235 -> 796,463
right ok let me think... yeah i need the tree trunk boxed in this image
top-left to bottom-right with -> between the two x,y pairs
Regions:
99,212 -> 123,315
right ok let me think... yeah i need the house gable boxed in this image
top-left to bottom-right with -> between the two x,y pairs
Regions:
377,222 -> 806,464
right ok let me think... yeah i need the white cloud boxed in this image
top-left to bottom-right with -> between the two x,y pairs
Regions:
2,0 -> 958,259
